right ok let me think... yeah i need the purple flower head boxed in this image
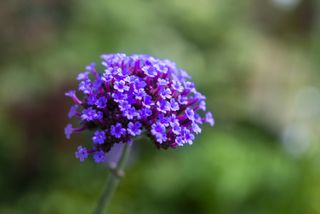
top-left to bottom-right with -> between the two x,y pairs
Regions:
65,53 -> 214,163
92,130 -> 106,145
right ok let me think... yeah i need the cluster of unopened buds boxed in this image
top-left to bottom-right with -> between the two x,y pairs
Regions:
65,53 -> 214,163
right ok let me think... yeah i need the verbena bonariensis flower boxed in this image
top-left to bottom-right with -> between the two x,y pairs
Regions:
65,53 -> 214,163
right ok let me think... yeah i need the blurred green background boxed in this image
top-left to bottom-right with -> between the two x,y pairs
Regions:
1,0 -> 320,213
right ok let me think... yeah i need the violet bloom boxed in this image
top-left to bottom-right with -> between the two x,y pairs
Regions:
64,124 -> 73,139
65,53 -> 214,163
151,122 -> 167,144
92,130 -> 106,145
127,122 -> 142,136
75,146 -> 89,162
111,123 -> 126,138
81,107 -> 103,121
96,97 -> 107,109
93,151 -> 106,163
68,105 -> 79,118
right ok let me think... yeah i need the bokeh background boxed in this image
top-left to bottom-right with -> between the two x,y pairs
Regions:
1,0 -> 320,213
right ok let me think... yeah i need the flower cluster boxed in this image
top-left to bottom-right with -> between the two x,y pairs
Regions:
65,53 -> 214,163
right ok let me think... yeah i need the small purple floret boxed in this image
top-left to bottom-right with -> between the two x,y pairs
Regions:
199,101 -> 206,111
140,108 -> 152,119
93,151 -> 105,163
65,90 -> 76,97
75,146 -> 88,162
160,88 -> 172,99
114,80 -> 129,92
78,79 -> 92,94
185,108 -> 195,121
87,94 -> 97,105
134,89 -> 146,100
192,123 -> 202,134
64,124 -> 73,139
92,130 -> 106,145
172,123 -> 181,135
111,123 -> 126,138
68,105 -> 79,118
127,122 -> 142,136
77,71 -> 89,81
96,96 -> 107,109
142,65 -> 157,77
143,95 -> 153,108
133,79 -> 147,90
151,122 -> 167,144
205,112 -> 215,127
169,98 -> 179,111
156,100 -> 170,113
81,108 -> 103,121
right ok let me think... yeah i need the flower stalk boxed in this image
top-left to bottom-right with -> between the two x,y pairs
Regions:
93,143 -> 132,214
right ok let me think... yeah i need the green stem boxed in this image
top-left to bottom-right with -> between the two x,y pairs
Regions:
93,143 -> 131,214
